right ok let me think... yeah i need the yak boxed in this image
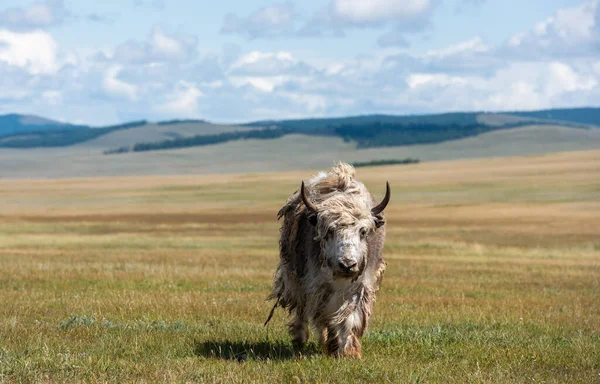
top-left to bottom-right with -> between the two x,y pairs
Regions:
266,162 -> 390,358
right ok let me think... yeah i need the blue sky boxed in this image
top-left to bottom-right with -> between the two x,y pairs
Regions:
0,0 -> 598,125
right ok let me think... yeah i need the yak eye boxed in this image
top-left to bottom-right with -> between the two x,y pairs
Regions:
360,228 -> 367,238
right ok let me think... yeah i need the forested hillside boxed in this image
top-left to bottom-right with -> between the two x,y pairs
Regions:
0,114 -> 88,137
510,108 -> 600,126
1,108 -> 598,153
0,121 -> 147,148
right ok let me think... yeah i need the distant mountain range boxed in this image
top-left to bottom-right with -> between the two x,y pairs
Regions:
0,114 -> 88,136
1,107 -> 599,178
509,108 -> 600,126
1,107 -> 599,151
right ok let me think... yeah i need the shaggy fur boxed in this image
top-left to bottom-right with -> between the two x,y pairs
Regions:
267,162 -> 388,358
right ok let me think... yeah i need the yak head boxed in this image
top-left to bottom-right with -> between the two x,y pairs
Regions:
300,180 -> 390,279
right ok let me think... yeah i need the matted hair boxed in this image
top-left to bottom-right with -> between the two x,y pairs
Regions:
267,162 -> 389,358
277,162 -> 376,241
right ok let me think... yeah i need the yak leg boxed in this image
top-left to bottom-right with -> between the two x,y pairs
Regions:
317,324 -> 328,350
289,307 -> 309,349
325,311 -> 364,359
325,326 -> 340,356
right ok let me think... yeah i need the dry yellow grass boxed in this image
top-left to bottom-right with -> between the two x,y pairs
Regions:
0,150 -> 599,383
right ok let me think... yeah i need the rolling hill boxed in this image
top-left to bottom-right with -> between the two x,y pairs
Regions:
0,114 -> 88,137
0,108 -> 599,178
3,108 -> 597,151
1,124 -> 599,179
78,121 -> 254,149
510,107 -> 600,126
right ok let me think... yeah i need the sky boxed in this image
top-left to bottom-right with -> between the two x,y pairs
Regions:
0,0 -> 599,125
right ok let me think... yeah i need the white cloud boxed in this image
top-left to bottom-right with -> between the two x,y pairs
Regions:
331,0 -> 433,25
426,36 -> 490,58
221,3 -> 296,39
485,81 -> 542,111
547,62 -> 597,94
307,0 -> 439,46
42,90 -> 62,105
507,33 -> 524,48
407,73 -> 467,89
201,80 -> 224,89
552,2 -> 596,40
408,61 -> 599,113
229,77 -> 283,92
103,66 -> 138,100
0,64 -> 34,101
232,51 -> 294,68
2,2 -> 600,127
504,0 -> 599,58
302,0 -> 436,43
0,0 -> 67,30
225,0 -> 437,44
113,26 -> 198,64
226,50 -> 316,93
151,27 -> 187,58
380,36 -> 499,76
0,29 -> 59,74
228,50 -> 314,78
159,81 -> 203,117
284,92 -> 327,113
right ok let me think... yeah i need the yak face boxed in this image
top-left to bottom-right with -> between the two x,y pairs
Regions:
321,218 -> 373,278
301,180 -> 390,280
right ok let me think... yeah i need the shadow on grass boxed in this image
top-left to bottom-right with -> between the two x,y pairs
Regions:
194,339 -> 322,361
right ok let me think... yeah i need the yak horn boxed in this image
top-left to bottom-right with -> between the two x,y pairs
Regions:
300,181 -> 318,213
371,181 -> 391,215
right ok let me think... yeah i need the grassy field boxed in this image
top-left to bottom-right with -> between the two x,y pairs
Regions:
0,150 -> 599,383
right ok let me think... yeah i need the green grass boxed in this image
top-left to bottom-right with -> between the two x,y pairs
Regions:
0,151 -> 599,383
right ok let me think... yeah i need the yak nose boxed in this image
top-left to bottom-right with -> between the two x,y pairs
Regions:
338,259 -> 357,272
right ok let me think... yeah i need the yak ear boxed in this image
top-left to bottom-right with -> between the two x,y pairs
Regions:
308,214 -> 318,226
374,214 -> 386,228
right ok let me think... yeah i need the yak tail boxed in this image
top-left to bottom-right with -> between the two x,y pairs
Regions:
263,292 -> 281,327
